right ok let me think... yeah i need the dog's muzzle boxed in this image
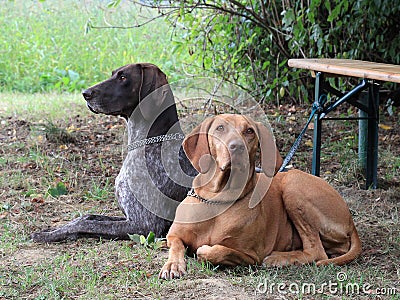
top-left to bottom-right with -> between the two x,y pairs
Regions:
86,103 -> 99,114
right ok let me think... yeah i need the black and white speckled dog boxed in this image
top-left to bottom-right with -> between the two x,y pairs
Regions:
31,63 -> 197,242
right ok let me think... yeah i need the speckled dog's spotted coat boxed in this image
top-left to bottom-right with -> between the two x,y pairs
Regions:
31,63 -> 197,242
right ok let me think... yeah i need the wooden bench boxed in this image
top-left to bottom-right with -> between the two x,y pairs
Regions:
288,59 -> 400,189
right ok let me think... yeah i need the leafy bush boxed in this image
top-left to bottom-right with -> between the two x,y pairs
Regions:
0,1 -> 191,93
39,68 -> 86,92
2,0 -> 399,104
139,0 -> 400,103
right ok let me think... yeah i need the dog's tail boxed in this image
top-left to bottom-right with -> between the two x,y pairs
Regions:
316,225 -> 362,266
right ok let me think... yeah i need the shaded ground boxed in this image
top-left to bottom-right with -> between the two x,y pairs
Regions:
1,101 -> 399,299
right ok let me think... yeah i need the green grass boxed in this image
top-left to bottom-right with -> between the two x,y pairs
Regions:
84,179 -> 114,202
1,93 -> 399,299
0,0 -> 195,93
1,2 -> 398,298
1,92 -> 85,121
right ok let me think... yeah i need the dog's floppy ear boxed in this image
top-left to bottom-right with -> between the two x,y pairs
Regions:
255,121 -> 283,177
183,116 -> 215,173
138,64 -> 172,120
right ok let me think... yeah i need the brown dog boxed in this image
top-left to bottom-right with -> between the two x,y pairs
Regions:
159,114 -> 362,279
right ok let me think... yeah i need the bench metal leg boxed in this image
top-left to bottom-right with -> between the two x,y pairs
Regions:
308,72 -> 379,188
358,97 -> 368,170
312,72 -> 323,176
312,114 -> 322,176
366,83 -> 379,189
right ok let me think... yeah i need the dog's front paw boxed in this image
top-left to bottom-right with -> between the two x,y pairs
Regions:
159,259 -> 186,280
263,251 -> 309,267
31,228 -> 77,243
263,251 -> 297,267
196,245 -> 212,262
31,229 -> 60,243
263,255 -> 289,267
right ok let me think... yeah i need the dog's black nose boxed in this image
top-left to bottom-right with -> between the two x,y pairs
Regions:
82,89 -> 93,100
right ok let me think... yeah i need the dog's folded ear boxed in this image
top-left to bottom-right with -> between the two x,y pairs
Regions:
254,121 -> 283,177
183,116 -> 215,173
138,64 -> 173,121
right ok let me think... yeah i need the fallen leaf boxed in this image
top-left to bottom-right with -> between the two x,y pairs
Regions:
66,125 -> 80,133
279,87 -> 285,98
305,140 -> 313,147
30,196 -> 44,204
0,212 -> 9,219
344,135 -> 354,140
378,124 -> 392,130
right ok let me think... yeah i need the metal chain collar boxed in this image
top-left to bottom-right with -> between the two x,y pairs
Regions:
127,133 -> 185,152
187,188 -> 240,205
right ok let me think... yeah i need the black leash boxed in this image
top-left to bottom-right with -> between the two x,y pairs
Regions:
278,94 -> 327,172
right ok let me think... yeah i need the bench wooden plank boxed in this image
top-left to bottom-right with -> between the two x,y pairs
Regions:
288,59 -> 400,83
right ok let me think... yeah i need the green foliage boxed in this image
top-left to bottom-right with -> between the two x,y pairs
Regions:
281,0 -> 400,61
2,0 -> 399,104
0,0 -> 192,93
146,0 -> 400,103
47,181 -> 68,198
84,180 -> 113,201
39,68 -> 86,92
128,231 -> 165,250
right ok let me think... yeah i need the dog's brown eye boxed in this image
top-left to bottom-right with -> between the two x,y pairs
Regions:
246,128 -> 255,134
216,125 -> 224,131
120,75 -> 126,81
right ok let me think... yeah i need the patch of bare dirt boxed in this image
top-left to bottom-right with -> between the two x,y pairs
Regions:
1,103 -> 399,299
10,247 -> 59,266
163,278 -> 252,299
